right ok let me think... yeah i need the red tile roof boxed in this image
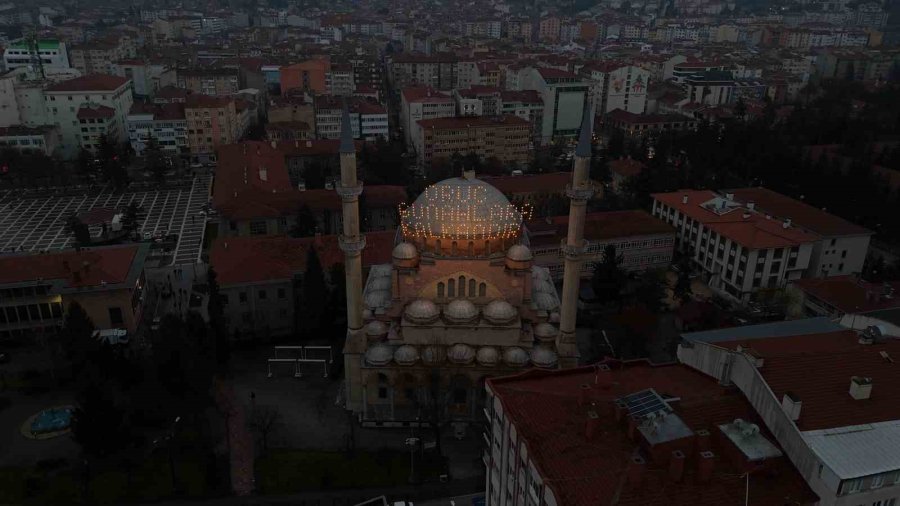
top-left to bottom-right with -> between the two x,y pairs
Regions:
536,67 -> 577,79
0,245 -> 139,288
715,330 -> 900,431
728,187 -> 871,237
401,86 -> 452,104
792,275 -> 900,314
209,232 -> 395,285
499,90 -> 542,104
528,210 -> 674,248
487,361 -> 817,506
76,105 -> 115,119
416,115 -> 529,130
609,158 -> 645,178
45,74 -> 129,92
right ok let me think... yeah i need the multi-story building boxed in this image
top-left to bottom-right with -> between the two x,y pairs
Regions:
313,96 -> 388,142
388,53 -> 458,93
0,125 -> 62,156
651,190 -> 823,302
605,109 -> 698,139
580,62 -> 650,115
69,35 -> 137,76
184,94 -> 245,163
527,210 -> 675,279
526,67 -> 590,144
76,104 -> 120,153
414,115 -> 531,171
484,360 -> 816,506
44,74 -> 134,157
326,64 -> 355,96
791,275 -> 900,318
400,86 -> 455,149
538,16 -> 561,42
0,244 -> 149,340
499,90 -> 544,143
111,60 -> 176,98
280,59 -> 329,94
176,68 -> 240,97
2,39 -> 70,72
126,102 -> 187,156
679,317 -> 900,506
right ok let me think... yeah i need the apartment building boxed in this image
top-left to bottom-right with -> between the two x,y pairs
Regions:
526,67 -> 590,144
413,115 -> 531,171
325,64 -> 355,96
0,244 -> 149,340
69,35 -> 137,76
111,60 -> 177,98
499,90 -> 544,143
400,86 -> 455,149
680,318 -> 900,506
126,102 -> 187,156
605,109 -> 698,139
76,104 -> 119,153
2,39 -> 70,72
580,62 -> 650,115
0,125 -> 62,156
791,276 -> 900,318
484,361 -> 816,506
280,59 -> 329,94
652,190 -> 821,302
527,210 -> 675,279
43,74 -> 134,157
176,69 -> 240,97
184,94 -> 245,163
388,53 -> 458,93
314,96 -> 388,142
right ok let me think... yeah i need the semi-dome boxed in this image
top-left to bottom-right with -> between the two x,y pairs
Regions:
533,292 -> 559,311
476,346 -> 499,366
422,345 -> 444,365
405,299 -> 440,324
530,346 -> 558,368
365,289 -> 392,310
533,322 -> 559,341
483,299 -> 518,325
447,343 -> 476,364
400,174 -> 522,240
394,345 -> 419,366
506,244 -> 533,261
365,320 -> 389,339
369,276 -> 392,291
392,242 -> 418,260
444,299 -> 479,324
365,343 -> 393,366
503,347 -> 529,367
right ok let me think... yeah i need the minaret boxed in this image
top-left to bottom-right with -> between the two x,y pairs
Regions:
338,103 -> 366,410
557,102 -> 594,368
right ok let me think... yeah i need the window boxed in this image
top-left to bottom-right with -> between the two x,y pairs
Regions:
239,292 -> 248,304
871,474 -> 885,488
258,290 -> 267,300
249,220 -> 267,235
458,276 -> 466,297
377,373 -> 389,399
277,288 -> 286,299
469,279 -> 476,297
448,279 -> 455,297
437,282 -> 445,298
843,478 -> 862,494
108,307 -> 124,326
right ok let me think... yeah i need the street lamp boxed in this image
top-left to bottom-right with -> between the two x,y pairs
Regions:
168,416 -> 181,495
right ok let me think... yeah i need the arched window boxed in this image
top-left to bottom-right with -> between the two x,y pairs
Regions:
458,276 -> 466,297
377,373 -> 389,400
479,282 -> 487,297
485,240 -> 491,255
468,241 -> 474,256
437,282 -> 445,298
451,241 -> 458,255
448,278 -> 455,298
435,239 -> 442,254
469,279 -> 476,297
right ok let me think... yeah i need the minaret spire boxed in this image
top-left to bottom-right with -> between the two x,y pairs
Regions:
337,100 -> 366,409
557,101 -> 594,368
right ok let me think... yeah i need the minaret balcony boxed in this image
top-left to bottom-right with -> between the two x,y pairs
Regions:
565,183 -> 594,201
560,239 -> 588,259
336,181 -> 364,200
339,234 -> 367,253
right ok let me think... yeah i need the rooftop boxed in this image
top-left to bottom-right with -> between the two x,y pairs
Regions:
45,74 -> 129,93
482,172 -> 571,195
728,187 -> 871,238
609,158 -> 645,179
528,210 -> 674,249
0,244 -> 145,291
792,275 -> 900,314
401,86 -> 452,104
77,104 -> 115,119
487,361 -> 816,506
416,115 -> 529,130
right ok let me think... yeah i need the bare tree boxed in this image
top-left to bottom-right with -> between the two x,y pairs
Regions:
249,405 -> 282,455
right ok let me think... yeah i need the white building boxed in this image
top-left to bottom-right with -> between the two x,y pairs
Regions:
111,60 -> 176,98
0,125 -> 62,156
523,67 -> 590,145
43,75 -> 133,157
126,102 -> 187,156
580,62 -> 649,115
2,39 -> 70,72
400,86 -> 454,149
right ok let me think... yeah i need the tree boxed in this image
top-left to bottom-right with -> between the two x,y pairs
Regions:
71,381 -> 129,459
97,135 -> 129,188
672,259 -> 693,303
144,136 -> 167,182
66,214 -> 92,246
249,405 -> 282,455
591,245 -> 626,308
122,203 -> 142,234
291,204 -> 318,238
297,247 -> 327,338
207,267 -> 230,368
633,269 -> 668,313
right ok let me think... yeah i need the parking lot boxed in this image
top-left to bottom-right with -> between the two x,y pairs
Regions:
0,174 -> 212,266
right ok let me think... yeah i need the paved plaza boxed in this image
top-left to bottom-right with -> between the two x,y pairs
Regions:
0,175 -> 212,265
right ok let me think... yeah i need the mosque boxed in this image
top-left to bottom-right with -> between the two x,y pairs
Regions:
336,105 -> 595,425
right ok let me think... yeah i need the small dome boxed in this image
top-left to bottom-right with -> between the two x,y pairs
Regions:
534,322 -> 559,341
392,242 -> 418,260
365,320 -> 389,338
365,289 -> 392,310
530,346 -> 558,368
506,244 -> 533,261
405,299 -> 440,324
447,343 -> 476,364
533,278 -> 556,294
533,292 -> 559,311
444,299 -> 479,324
365,343 -> 393,366
394,345 -> 419,366
422,345 -> 445,365
503,347 -> 529,367
549,312 -> 560,323
476,346 -> 499,366
363,309 -> 373,319
483,299 -> 518,325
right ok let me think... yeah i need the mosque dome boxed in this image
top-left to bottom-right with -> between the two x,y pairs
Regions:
392,242 -> 418,260
394,345 -> 419,366
400,174 -> 522,241
447,343 -> 476,365
365,320 -> 389,339
483,299 -> 518,325
506,244 -> 533,262
503,347 -> 529,367
405,299 -> 440,324
444,299 -> 479,324
533,322 -> 559,341
530,346 -> 558,368
476,346 -> 500,366
365,343 -> 393,366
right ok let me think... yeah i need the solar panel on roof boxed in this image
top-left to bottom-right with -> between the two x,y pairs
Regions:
619,389 -> 672,419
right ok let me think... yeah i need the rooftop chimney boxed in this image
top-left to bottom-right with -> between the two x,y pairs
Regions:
725,192 -> 734,201
849,376 -> 872,400
697,451 -> 715,483
270,140 -> 277,149
669,450 -> 686,483
682,194 -> 688,204
259,167 -> 268,182
742,212 -> 751,219
627,454 -> 646,488
782,392 -> 802,421
747,201 -> 756,211
585,410 -> 599,441
783,218 -> 792,229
